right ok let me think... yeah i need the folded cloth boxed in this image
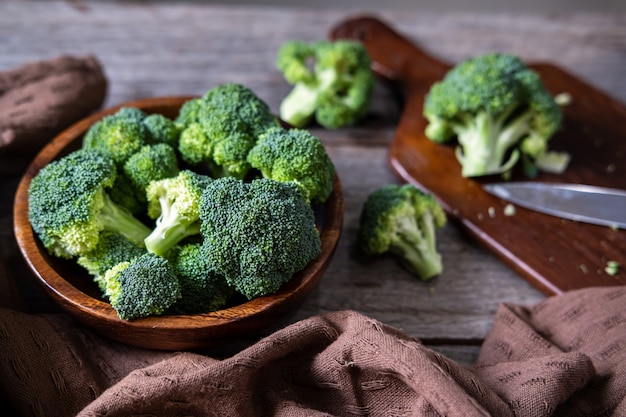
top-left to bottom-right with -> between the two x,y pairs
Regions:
0,55 -> 107,175
1,286 -> 624,417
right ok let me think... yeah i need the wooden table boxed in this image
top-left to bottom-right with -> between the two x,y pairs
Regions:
1,1 -> 625,364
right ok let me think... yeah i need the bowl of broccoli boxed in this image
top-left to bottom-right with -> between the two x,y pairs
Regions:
13,85 -> 344,351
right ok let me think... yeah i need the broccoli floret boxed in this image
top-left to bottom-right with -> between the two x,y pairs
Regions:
169,243 -> 234,314
28,149 -> 152,258
199,177 -> 321,300
102,252 -> 181,320
143,113 -> 181,147
82,107 -> 151,166
122,143 -> 180,195
107,172 -> 146,217
423,52 -> 563,178
357,184 -> 447,280
276,39 -> 375,129
177,84 -> 279,179
247,126 -> 335,203
144,170 -> 213,257
76,231 -> 147,292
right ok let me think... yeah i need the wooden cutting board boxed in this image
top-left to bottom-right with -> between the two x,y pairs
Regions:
330,16 -> 626,295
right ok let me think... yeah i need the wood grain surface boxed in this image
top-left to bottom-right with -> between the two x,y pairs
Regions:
2,1 -> 625,362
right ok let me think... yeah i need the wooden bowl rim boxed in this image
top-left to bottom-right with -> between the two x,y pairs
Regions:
13,96 -> 344,335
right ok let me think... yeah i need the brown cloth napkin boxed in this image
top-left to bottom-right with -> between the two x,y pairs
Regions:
0,55 -> 107,175
1,286 -> 625,417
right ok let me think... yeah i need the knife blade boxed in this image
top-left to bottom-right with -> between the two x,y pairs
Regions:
483,182 -> 626,229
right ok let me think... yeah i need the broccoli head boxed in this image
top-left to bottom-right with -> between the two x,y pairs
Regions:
247,126 -> 335,203
28,149 -> 152,258
122,143 -> 180,195
276,39 -> 376,129
82,107 -> 152,166
102,252 -> 181,320
144,169 -> 213,257
177,83 -> 279,179
76,231 -> 147,292
169,243 -> 235,315
143,113 -> 181,148
357,184 -> 447,280
199,177 -> 321,300
423,52 -> 563,178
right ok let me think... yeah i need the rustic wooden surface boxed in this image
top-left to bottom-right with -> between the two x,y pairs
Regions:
1,1 -> 625,364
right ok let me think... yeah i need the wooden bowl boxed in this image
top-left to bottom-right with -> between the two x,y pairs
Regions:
13,96 -> 344,351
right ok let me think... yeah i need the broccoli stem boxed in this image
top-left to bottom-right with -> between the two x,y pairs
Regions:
100,193 -> 151,247
279,82 -> 319,127
390,216 -> 443,281
144,203 -> 201,257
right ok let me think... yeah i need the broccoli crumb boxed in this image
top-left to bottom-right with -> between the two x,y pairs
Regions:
605,260 -> 620,276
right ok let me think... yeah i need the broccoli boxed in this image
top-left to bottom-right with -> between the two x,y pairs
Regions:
199,177 -> 321,300
122,143 -> 180,195
144,169 -> 213,257
177,83 -> 279,179
82,107 -> 152,166
28,149 -> 152,258
143,113 -> 181,147
423,52 -> 563,178
76,231 -> 147,292
247,126 -> 335,203
357,184 -> 447,281
102,252 -> 181,320
276,39 -> 376,129
169,243 -> 234,314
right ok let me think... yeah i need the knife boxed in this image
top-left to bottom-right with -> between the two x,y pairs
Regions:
483,182 -> 626,229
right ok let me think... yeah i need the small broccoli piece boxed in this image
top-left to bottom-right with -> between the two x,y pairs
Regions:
144,170 -> 213,257
82,107 -> 151,166
143,113 -> 181,147
169,243 -> 235,314
28,149 -> 152,258
177,84 -> 279,179
357,184 -> 447,280
199,177 -> 321,300
102,252 -> 181,320
423,52 -> 563,178
247,126 -> 335,203
122,143 -> 180,195
276,39 -> 375,129
77,231 -> 147,292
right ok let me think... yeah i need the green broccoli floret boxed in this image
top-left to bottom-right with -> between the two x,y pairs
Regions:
107,172 -> 146,217
144,170 -> 213,257
247,126 -> 335,203
143,113 -> 182,147
82,107 -> 151,166
102,252 -> 181,320
122,143 -> 180,195
357,184 -> 447,280
276,39 -> 376,129
423,52 -> 563,178
177,83 -> 279,179
199,177 -> 321,300
28,149 -> 152,258
169,243 -> 234,314
77,231 -> 147,292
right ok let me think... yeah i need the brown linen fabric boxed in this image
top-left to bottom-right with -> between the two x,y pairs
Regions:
0,55 -> 107,175
1,286 -> 625,417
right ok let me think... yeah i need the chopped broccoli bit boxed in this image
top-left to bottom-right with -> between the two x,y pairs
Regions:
277,39 -> 375,129
357,184 -> 447,280
423,52 -> 563,178
247,126 -> 335,203
143,113 -> 181,147
199,177 -> 321,300
122,143 -> 180,194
